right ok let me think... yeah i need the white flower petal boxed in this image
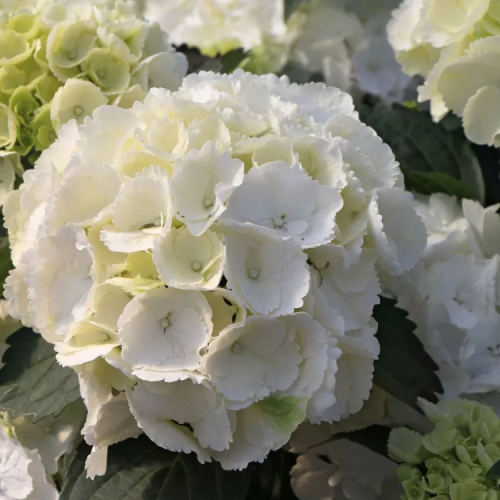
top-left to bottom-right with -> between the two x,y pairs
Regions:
223,224 -> 310,316
118,288 -> 212,380
153,226 -> 225,290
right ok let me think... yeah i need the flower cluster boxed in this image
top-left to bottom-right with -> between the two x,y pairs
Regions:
388,0 -> 500,146
0,407 -> 80,500
284,0 -> 411,102
4,69 -> 426,474
0,0 -> 187,162
389,398 -> 500,499
286,0 -> 365,91
384,193 -> 500,399
143,0 -> 287,58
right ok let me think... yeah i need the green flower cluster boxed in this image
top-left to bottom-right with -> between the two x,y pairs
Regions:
389,399 -> 500,500
0,0 -> 187,163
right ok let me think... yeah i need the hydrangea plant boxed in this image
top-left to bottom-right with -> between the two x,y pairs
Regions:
3,69 -> 426,477
389,398 -> 500,500
0,0 -> 187,164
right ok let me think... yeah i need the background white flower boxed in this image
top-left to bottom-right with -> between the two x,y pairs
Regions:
384,193 -> 500,399
143,0 -> 287,57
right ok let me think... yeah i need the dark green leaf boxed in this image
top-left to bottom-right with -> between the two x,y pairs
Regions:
0,327 -> 80,421
246,450 -> 298,500
373,298 -> 443,411
487,458 -> 500,480
220,48 -> 247,74
360,103 -> 485,202
284,0 -> 308,20
0,236 -> 12,289
319,425 -> 392,460
401,169 -> 476,200
61,435 -> 251,500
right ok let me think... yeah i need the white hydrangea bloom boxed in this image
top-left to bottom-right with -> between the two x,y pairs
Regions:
143,0 -> 287,57
287,1 -> 364,91
0,426 -> 59,500
384,193 -> 500,398
290,438 -> 399,500
387,0 -> 500,144
5,70 -> 424,474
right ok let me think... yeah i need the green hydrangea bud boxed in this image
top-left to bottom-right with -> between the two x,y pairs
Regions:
9,86 -> 40,126
423,421 -> 461,457
447,460 -> 483,483
449,481 -> 498,500
402,476 -> 426,500
469,405 -> 500,444
0,151 -> 21,204
0,0 -> 187,180
389,427 -> 428,464
456,436 -> 478,466
424,458 -> 452,494
397,464 -> 421,482
391,399 -> 500,500
0,103 -> 17,149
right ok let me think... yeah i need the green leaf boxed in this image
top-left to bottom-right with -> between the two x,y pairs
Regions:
220,48 -> 247,74
401,169 -> 476,200
0,236 -> 12,289
487,458 -> 500,480
284,0 -> 308,20
0,327 -> 80,421
246,450 -> 298,500
321,425 -> 393,460
61,435 -> 251,500
360,103 -> 485,202
373,297 -> 443,411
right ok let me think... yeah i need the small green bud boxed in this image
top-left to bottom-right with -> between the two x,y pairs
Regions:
0,65 -> 26,95
397,463 -> 421,482
424,458 -> 453,494
447,460 -> 483,483
9,86 -> 39,127
35,74 -> 62,104
389,428 -> 428,464
0,29 -> 32,67
423,421 -> 461,457
32,103 -> 56,151
449,481 -> 498,500
402,476 -> 426,500
469,405 -> 500,444
0,102 -> 17,148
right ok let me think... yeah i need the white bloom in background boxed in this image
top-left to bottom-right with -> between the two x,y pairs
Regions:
352,10 -> 413,103
288,1 -> 364,91
290,424 -> 399,500
5,70 -> 424,474
387,0 -> 500,145
286,0 -> 412,102
0,426 -> 59,500
143,0 -> 287,57
384,193 -> 500,399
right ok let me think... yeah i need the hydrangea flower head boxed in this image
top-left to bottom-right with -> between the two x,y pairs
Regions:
384,193 -> 500,399
388,0 -> 500,146
0,0 -> 187,164
389,398 -> 500,500
4,70 -> 426,475
144,0 -> 287,57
